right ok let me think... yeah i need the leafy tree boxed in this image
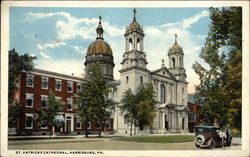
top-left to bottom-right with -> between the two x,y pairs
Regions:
8,49 -> 36,129
136,83 -> 157,131
120,83 -> 157,135
35,91 -> 64,137
74,64 -> 116,137
193,7 -> 242,130
120,89 -> 137,136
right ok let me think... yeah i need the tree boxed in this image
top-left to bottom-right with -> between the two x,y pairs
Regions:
120,89 -> 137,136
74,64 -> 116,137
136,83 -> 157,131
193,7 -> 242,130
120,83 -> 157,135
35,91 -> 64,137
8,49 -> 36,129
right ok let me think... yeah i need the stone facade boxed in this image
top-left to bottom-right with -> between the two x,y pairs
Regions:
112,9 -> 189,135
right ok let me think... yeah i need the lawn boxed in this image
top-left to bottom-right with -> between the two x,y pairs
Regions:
113,135 -> 195,143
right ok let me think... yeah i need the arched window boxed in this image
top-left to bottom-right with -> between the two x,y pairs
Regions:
137,38 -> 140,51
179,57 -> 182,67
160,83 -> 166,103
129,38 -> 133,51
172,57 -> 176,67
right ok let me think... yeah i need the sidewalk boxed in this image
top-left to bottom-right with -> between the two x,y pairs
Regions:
8,134 -> 107,140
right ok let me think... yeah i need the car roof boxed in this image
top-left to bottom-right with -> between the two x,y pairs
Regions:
195,125 -> 220,129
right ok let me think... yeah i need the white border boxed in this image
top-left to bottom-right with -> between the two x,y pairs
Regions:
1,1 -> 249,157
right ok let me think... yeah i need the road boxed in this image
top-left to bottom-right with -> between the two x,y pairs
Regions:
8,136 -> 241,150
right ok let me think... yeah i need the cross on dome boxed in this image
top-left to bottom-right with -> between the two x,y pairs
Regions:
96,15 -> 104,40
99,15 -> 102,24
133,8 -> 137,22
175,34 -> 178,44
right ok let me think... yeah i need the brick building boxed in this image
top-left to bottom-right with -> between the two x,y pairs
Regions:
187,101 -> 201,132
14,68 -> 113,135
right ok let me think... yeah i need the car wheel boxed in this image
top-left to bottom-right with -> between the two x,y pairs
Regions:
195,143 -> 200,148
226,141 -> 231,147
210,140 -> 216,149
195,135 -> 205,145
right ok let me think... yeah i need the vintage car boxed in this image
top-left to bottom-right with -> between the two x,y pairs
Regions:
194,126 -> 232,149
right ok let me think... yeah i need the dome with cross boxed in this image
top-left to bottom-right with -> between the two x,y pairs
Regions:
169,34 -> 183,54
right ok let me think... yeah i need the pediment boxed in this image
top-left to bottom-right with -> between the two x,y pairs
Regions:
151,67 -> 176,80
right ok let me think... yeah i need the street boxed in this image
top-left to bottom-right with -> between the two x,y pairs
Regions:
8,136 -> 241,150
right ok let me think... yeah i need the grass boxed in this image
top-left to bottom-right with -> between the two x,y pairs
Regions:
113,135 -> 195,143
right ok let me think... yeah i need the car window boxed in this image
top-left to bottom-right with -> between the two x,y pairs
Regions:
195,127 -> 210,133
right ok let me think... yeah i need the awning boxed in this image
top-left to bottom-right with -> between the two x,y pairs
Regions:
55,115 -> 65,122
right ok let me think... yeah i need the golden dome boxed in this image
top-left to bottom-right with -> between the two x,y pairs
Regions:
128,21 -> 142,31
170,43 -> 182,51
87,40 -> 113,55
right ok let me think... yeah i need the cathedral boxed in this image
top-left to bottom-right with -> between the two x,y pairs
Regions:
84,9 -> 190,134
12,9 -> 189,135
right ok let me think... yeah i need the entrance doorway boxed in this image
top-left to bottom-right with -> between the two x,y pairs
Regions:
165,115 -> 168,130
66,116 -> 72,133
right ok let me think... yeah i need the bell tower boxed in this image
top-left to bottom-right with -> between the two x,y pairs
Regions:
120,8 -> 150,92
168,34 -> 186,81
121,8 -> 148,70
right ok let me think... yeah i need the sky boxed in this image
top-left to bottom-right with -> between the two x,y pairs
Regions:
10,7 -> 211,93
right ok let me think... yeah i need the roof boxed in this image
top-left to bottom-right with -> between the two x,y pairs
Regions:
108,80 -> 121,86
87,40 -> 113,55
30,68 -> 85,82
128,21 -> 142,31
195,126 -> 220,129
168,43 -> 183,55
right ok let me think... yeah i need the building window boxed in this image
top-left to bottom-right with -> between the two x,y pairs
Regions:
41,123 -> 47,129
160,84 -> 166,103
67,81 -> 73,93
41,95 -> 48,108
182,99 -> 184,106
76,117 -> 81,129
129,38 -> 133,51
55,80 -> 62,91
172,57 -> 176,67
25,114 -> 33,129
77,83 -> 82,93
140,76 -> 143,85
41,77 -> 48,89
26,75 -> 34,87
188,112 -> 195,122
126,76 -> 129,84
87,121 -> 91,129
124,115 -> 129,125
15,94 -> 19,103
182,87 -> 184,94
67,98 -> 73,110
26,93 -> 34,107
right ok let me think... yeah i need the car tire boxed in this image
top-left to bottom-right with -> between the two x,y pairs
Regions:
226,140 -> 231,147
195,143 -> 200,148
210,140 -> 216,149
195,135 -> 205,145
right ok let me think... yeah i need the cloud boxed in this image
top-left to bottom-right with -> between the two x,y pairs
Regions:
37,42 -> 66,51
27,10 -> 209,93
73,46 -> 87,54
35,59 -> 85,77
39,52 -> 50,58
182,10 -> 209,29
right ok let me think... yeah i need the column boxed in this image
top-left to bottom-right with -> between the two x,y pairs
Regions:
162,112 -> 165,129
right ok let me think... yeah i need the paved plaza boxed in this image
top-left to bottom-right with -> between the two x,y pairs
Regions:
8,136 -> 241,150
